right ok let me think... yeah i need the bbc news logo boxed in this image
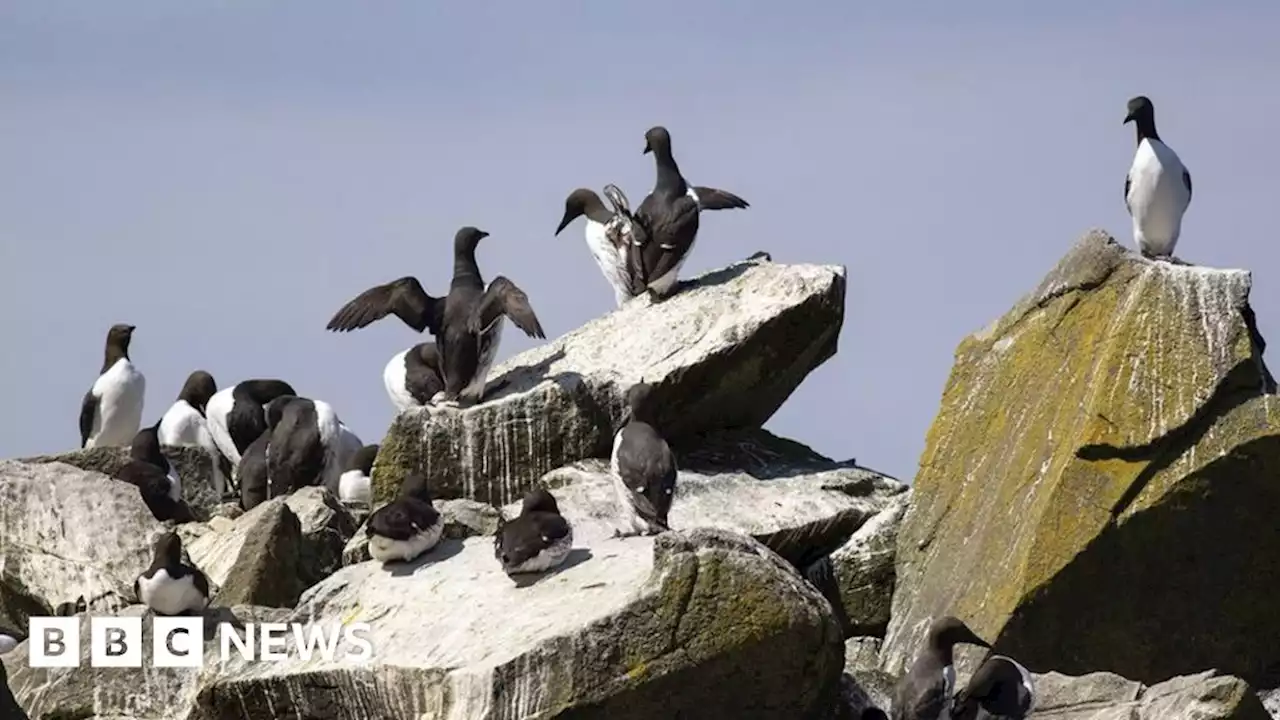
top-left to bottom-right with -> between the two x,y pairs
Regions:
28,617 -> 373,668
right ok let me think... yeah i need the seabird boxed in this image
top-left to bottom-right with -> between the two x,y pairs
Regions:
1124,95 -> 1192,262
383,342 -> 445,412
114,422 -> 194,523
205,378 -> 297,469
263,395 -> 343,497
326,226 -> 547,407
951,655 -> 1035,720
555,186 -> 636,307
494,486 -> 574,575
366,472 -> 444,564
79,323 -> 146,448
337,443 -> 378,506
157,370 -> 234,497
891,616 -> 992,720
610,380 -> 678,537
134,531 -> 210,616
616,126 -> 749,301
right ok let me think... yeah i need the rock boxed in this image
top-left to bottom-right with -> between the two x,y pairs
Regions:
340,498 -> 506,567
21,444 -> 227,519
1259,688 -> 1280,719
186,497 -> 305,608
4,604 -> 290,719
883,232 -> 1280,686
523,429 -> 905,566
842,636 -> 894,715
373,258 -> 847,506
191,528 -> 844,719
0,460 -> 165,635
830,491 -> 908,638
1032,669 -> 1271,719
284,487 -> 358,588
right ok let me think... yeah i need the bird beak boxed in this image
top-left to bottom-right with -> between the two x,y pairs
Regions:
1123,111 -> 1135,125
966,629 -> 992,649
126,325 -> 137,332
478,231 -> 490,240
642,141 -> 652,155
555,214 -> 573,236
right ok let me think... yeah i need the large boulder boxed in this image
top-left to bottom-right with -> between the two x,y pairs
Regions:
4,604 -> 290,719
283,487 -> 358,588
883,231 -> 1280,686
373,257 -> 847,506
829,491 -> 908,638
186,497 -> 306,608
0,460 -> 166,636
22,444 -> 225,519
190,528 -> 844,719
1031,669 -> 1270,719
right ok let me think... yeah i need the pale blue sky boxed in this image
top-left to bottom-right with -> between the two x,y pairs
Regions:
2,2 -> 1277,482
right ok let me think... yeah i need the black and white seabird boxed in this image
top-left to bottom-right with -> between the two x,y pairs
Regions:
337,443 -> 378,506
383,342 -> 446,412
205,379 -> 297,468
951,655 -> 1036,720
616,126 -> 749,301
134,531 -> 210,616
1124,95 -> 1192,262
555,186 -> 637,307
80,323 -> 146,448
494,486 -> 574,575
365,473 -> 444,563
326,226 -> 547,407
158,370 -> 234,497
891,616 -> 992,720
610,381 -> 678,537
263,395 -> 348,496
115,423 -> 193,523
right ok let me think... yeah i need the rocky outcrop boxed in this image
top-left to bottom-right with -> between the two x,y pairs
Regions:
883,232 -> 1280,686
373,258 -> 847,506
1032,669 -> 1270,719
4,604 -> 290,719
23,444 -> 225,519
186,497 -> 306,608
192,528 -> 844,719
283,487 -> 358,588
0,460 -> 166,636
830,492 -> 907,638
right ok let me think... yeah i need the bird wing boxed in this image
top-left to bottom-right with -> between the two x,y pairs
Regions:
692,186 -> 750,211
79,389 -> 99,448
1183,167 -> 1192,202
326,276 -> 443,335
467,276 -> 547,339
637,193 -> 700,287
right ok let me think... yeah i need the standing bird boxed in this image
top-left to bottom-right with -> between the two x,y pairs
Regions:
554,186 -> 637,307
79,324 -> 146,448
264,395 -> 341,496
337,443 -> 378,506
892,616 -> 992,720
383,342 -> 445,413
114,423 -> 192,523
618,126 -> 749,301
134,532 -> 210,616
365,473 -> 444,564
326,226 -> 547,407
610,381 -> 678,537
951,655 -> 1036,720
1124,95 -> 1192,262
158,370 -> 233,498
237,430 -> 272,511
494,486 -> 574,575
205,379 -> 297,469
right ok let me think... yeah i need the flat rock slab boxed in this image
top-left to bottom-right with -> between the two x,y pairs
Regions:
191,528 -> 844,719
883,231 -> 1280,686
22,445 -> 225,520
0,460 -> 166,633
1031,669 -> 1270,719
373,258 -> 847,506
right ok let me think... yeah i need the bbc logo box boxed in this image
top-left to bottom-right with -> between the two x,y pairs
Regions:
29,616 -> 205,668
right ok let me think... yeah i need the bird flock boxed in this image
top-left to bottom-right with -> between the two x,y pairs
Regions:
42,100 -> 1192,717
